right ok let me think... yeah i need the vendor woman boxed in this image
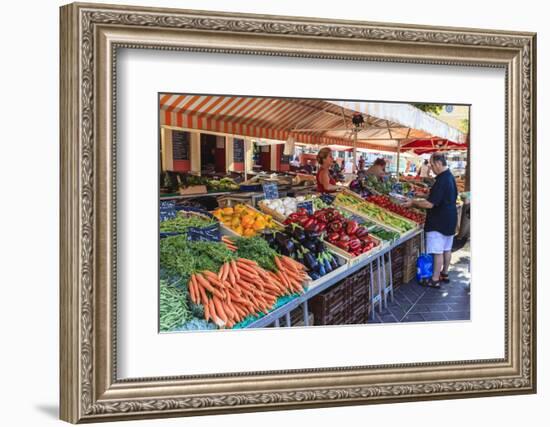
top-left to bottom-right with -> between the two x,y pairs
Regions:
316,147 -> 339,193
365,158 -> 387,180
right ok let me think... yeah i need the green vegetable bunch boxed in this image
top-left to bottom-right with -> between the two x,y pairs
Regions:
160,235 -> 235,281
160,279 -> 191,332
207,177 -> 239,191
334,193 -> 414,233
367,225 -> 400,242
310,196 -> 330,210
233,236 -> 278,271
160,213 -> 215,233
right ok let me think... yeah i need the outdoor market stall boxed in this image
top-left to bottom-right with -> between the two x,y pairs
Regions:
158,95 -> 469,331
159,189 -> 427,331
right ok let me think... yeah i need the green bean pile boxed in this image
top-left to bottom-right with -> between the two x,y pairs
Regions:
159,280 -> 191,332
159,214 -> 215,233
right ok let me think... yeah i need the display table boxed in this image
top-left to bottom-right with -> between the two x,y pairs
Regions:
245,228 -> 424,328
160,189 -> 427,330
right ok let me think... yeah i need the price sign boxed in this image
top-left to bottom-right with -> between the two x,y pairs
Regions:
159,200 -> 176,222
262,182 -> 279,200
172,131 -> 190,160
233,138 -> 245,163
297,200 -> 313,215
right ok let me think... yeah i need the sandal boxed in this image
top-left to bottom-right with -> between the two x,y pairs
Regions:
440,273 -> 450,284
426,278 -> 441,289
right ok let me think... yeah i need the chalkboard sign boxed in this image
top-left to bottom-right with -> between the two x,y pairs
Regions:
233,138 -> 245,163
159,200 -> 177,222
172,131 -> 190,160
262,182 -> 279,200
297,200 -> 313,215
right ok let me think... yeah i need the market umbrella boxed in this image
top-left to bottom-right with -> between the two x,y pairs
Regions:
400,138 -> 467,155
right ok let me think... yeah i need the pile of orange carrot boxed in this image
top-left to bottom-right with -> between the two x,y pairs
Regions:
221,236 -> 237,251
187,256 -> 308,328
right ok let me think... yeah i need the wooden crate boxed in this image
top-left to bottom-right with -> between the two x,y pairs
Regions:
257,199 -> 287,223
455,204 -> 463,235
402,255 -> 417,284
178,185 -> 207,195
404,233 -> 422,257
309,265 -> 371,326
390,242 -> 405,288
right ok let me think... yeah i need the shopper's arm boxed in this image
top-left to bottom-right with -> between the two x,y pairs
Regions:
402,198 -> 433,209
319,169 -> 338,191
411,198 -> 434,209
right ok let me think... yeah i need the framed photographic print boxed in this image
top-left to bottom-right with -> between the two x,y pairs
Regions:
59,2 -> 537,423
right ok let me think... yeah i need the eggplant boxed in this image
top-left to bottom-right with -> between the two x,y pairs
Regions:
292,228 -> 306,242
323,259 -> 332,273
309,272 -> 321,280
329,254 -> 339,270
306,230 -> 321,240
263,232 -> 276,246
275,232 -> 287,247
276,232 -> 295,255
286,239 -> 296,255
315,240 -> 326,253
318,263 -> 327,276
302,239 -> 317,253
303,252 -> 319,271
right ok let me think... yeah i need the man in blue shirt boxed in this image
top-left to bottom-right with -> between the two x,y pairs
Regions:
404,153 -> 458,288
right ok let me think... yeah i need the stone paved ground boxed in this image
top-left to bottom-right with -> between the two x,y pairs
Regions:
371,240 -> 470,323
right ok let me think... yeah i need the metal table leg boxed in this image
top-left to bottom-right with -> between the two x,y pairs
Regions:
380,254 -> 388,309
369,262 -> 376,320
376,257 -> 383,314
302,301 -> 309,326
285,312 -> 292,327
387,251 -> 394,303
274,318 -> 280,328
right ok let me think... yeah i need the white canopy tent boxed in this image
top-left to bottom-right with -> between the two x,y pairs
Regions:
293,100 -> 466,173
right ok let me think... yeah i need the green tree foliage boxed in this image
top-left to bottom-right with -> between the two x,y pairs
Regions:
459,118 -> 470,134
412,103 -> 444,115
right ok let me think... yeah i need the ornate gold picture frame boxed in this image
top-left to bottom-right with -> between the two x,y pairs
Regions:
60,2 -> 536,423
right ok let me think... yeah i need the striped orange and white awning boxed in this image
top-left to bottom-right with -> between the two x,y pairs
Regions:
159,94 -> 467,153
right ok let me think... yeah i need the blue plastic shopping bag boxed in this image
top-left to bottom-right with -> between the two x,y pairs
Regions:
416,254 -> 433,283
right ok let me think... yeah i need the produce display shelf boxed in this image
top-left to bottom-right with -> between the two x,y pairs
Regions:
245,227 -> 423,329
338,189 -> 419,229
218,208 -> 350,291
215,197 -> 284,238
306,250 -> 349,291
336,202 -> 420,239
160,190 -> 256,200
257,199 -> 288,223
325,235 -> 386,268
